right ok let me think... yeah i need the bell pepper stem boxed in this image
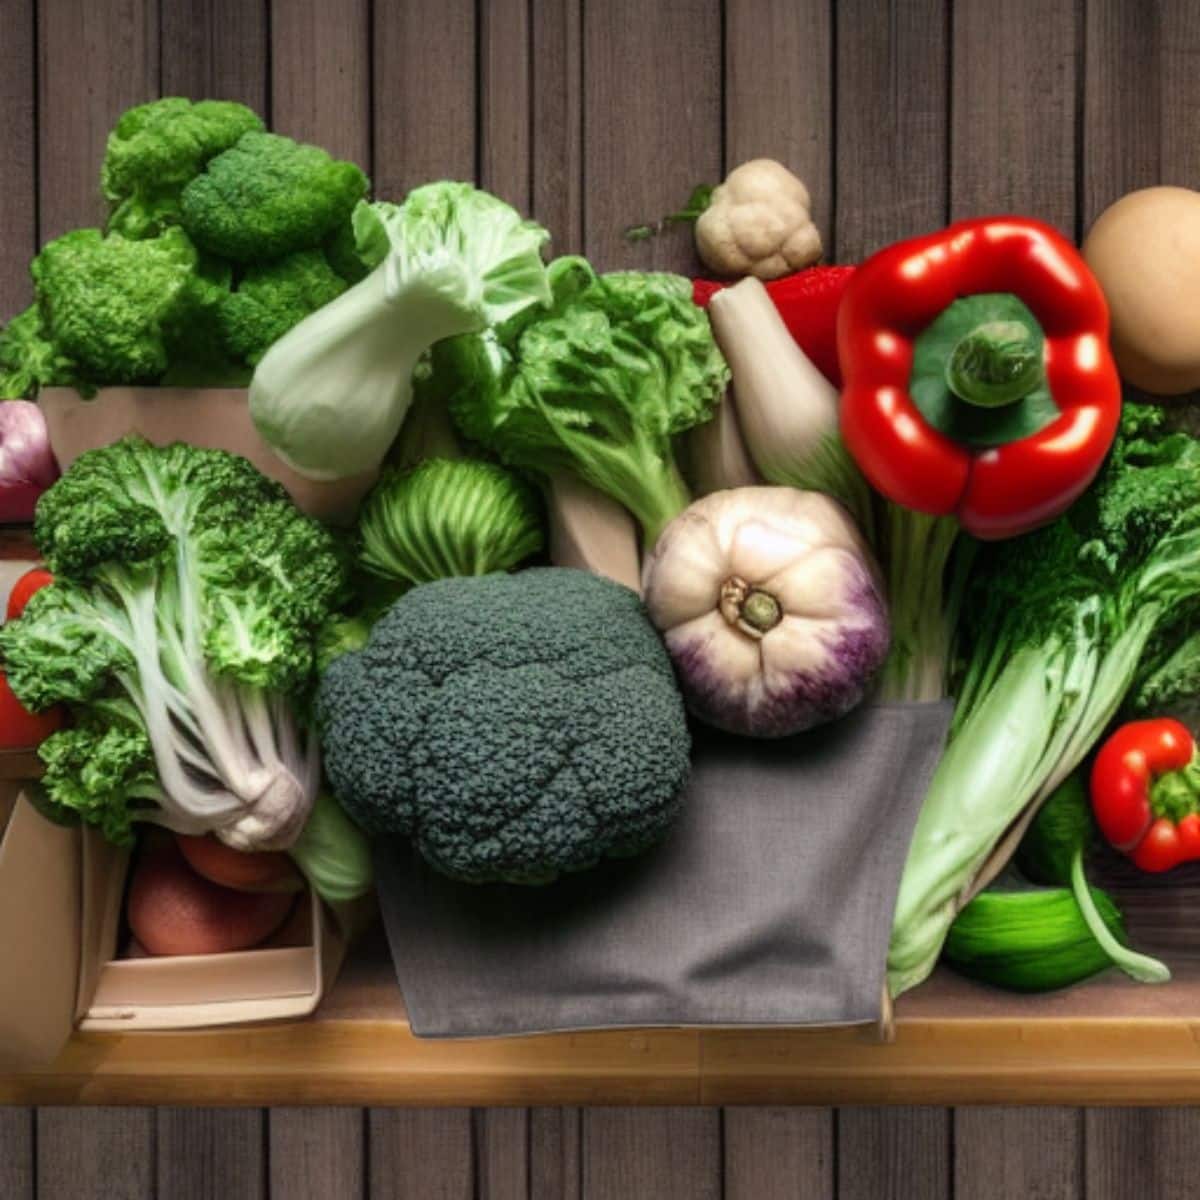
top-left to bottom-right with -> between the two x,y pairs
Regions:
945,320 -> 1043,409
1069,848 -> 1170,984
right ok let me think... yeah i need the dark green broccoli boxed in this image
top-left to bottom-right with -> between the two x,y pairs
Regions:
31,227 -> 202,385
317,568 -> 691,884
102,98 -> 265,239
218,250 -> 348,366
0,305 -> 79,398
181,132 -> 369,263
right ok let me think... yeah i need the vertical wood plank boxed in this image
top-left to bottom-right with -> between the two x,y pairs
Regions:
582,0 -> 722,273
724,0 -> 833,250
834,0 -> 948,261
37,1107 -> 155,1200
157,1108 -> 264,1200
582,1108 -> 721,1200
371,0 -> 476,199
37,0 -> 159,239
1086,1109 -> 1200,1200
477,1108 -> 530,1200
1083,0 -> 1200,229
0,0 -> 36,318
531,0 -> 583,254
955,1108 -> 1080,1200
159,0 -> 269,115
368,1108 -> 474,1200
836,1108 -> 950,1200
481,0 -> 531,211
530,1107 -> 581,1200
269,1108 -> 365,1200
0,1107 -> 33,1198
951,0 -> 1077,233
270,0 -> 371,168
724,1107 -> 833,1200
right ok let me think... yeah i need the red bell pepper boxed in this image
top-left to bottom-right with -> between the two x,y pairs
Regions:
1090,718 -> 1200,872
0,565 -> 62,748
6,566 -> 54,620
694,265 -> 855,387
838,217 -> 1121,540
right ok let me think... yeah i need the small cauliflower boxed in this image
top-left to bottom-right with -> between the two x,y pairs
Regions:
695,159 -> 822,281
317,568 -> 692,884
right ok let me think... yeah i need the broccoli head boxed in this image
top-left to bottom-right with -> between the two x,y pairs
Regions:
0,305 -> 79,398
31,227 -> 202,385
181,131 -> 369,263
317,567 -> 691,884
103,97 -> 265,239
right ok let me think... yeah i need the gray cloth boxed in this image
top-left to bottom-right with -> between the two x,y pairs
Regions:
374,701 -> 952,1037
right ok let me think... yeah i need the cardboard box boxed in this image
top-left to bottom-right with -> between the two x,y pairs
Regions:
38,387 -> 378,525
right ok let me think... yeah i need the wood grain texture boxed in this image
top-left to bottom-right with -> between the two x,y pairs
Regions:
582,1108 -> 721,1200
836,1107 -> 950,1200
1082,0 -> 1200,228
156,1108 -> 264,1200
0,1107 -> 33,1198
481,0 -> 531,210
954,1107 -> 1080,1200
268,1108 -> 365,1199
476,1108 -> 529,1200
724,0 -> 833,248
834,0 -> 948,260
530,1107 -> 581,1200
37,1107 -> 155,1200
723,1107 -> 833,1200
371,0 -> 476,198
368,1108 -> 474,1199
270,0 -> 370,168
0,0 -> 36,318
950,0 -> 1077,233
531,0 -> 583,254
159,0 -> 269,114
582,0 -> 721,272
37,0 -> 159,239
1086,1108 -> 1200,1199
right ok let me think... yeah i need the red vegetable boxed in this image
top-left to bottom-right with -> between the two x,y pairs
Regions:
1091,718 -> 1200,873
693,265 -> 855,386
838,216 -> 1121,540
6,566 -> 53,620
175,833 -> 303,894
0,671 -> 63,748
127,842 -> 297,956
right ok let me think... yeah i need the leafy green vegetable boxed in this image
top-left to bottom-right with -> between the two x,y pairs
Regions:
0,437 -> 346,851
249,184 -> 552,481
446,256 -> 728,548
890,405 -> 1200,995
181,131 -> 368,263
0,305 -> 79,398
102,98 -> 265,239
289,791 -> 373,903
623,184 -> 715,242
358,458 -> 544,596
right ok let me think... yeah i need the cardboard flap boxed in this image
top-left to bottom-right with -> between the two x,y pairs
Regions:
0,792 -> 82,1067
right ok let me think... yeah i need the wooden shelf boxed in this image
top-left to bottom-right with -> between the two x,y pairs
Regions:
8,920 -> 1200,1107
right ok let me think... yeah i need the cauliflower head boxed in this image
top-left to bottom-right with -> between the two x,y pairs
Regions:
317,567 -> 692,884
695,158 -> 822,281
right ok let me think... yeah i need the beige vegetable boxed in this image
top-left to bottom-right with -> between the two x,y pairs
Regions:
695,159 -> 822,280
678,388 -> 761,497
1083,186 -> 1200,395
545,472 -> 642,594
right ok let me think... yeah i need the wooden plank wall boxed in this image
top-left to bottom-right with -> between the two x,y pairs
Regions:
2,0 -> 1200,1194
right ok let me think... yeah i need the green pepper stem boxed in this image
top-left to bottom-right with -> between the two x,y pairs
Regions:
945,319 -> 1043,409
1149,760 -> 1200,824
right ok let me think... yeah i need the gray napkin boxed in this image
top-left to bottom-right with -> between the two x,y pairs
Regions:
374,701 -> 952,1037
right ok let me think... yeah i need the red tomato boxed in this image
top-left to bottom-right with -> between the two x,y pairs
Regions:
6,567 -> 54,620
175,833 -> 303,894
0,672 -> 63,748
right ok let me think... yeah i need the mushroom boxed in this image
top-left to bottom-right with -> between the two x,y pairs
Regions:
695,159 -> 822,281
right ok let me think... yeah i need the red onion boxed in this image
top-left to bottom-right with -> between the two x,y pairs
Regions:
0,401 -> 59,523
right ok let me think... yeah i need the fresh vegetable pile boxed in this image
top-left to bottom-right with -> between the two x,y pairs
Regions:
0,100 -> 1196,1005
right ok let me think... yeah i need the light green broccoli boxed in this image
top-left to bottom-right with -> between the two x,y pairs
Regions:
0,305 -> 79,398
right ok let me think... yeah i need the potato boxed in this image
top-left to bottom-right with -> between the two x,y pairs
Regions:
127,842 -> 297,956
1083,186 -> 1200,395
175,832 -> 303,894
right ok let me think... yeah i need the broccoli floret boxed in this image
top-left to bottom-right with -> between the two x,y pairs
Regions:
323,219 -> 369,285
218,250 -> 348,366
0,305 -> 79,398
317,568 -> 691,884
181,132 -> 369,263
103,98 -> 265,239
31,227 -> 203,385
